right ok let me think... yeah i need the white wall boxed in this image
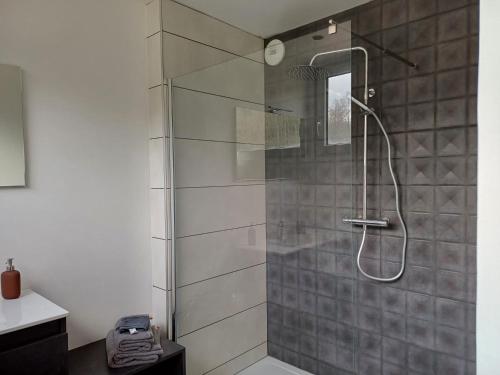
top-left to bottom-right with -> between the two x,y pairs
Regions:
0,0 -> 150,349
477,1 -> 500,373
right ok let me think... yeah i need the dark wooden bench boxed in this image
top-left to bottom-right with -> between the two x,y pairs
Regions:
68,339 -> 185,375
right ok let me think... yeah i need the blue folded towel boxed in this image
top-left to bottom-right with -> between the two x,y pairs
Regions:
115,315 -> 150,334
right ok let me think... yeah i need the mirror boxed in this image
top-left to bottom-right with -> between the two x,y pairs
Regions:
0,64 -> 26,187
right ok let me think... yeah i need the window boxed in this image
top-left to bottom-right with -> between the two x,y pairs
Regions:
326,72 -> 352,145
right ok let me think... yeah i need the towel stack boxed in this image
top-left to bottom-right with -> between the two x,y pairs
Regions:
106,314 -> 163,368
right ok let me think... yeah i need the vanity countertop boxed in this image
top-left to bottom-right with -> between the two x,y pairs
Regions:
0,289 -> 68,335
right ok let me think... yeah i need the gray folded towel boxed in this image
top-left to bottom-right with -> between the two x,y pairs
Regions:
115,314 -> 150,333
106,330 -> 163,368
113,328 -> 154,352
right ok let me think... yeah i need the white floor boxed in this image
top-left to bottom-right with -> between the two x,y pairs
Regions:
239,357 -> 314,375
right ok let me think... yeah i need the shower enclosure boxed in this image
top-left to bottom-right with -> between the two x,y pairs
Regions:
155,0 -> 478,373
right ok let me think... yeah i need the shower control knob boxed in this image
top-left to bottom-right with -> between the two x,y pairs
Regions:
368,88 -> 376,98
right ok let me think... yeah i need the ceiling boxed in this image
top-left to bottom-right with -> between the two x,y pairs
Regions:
174,0 -> 372,38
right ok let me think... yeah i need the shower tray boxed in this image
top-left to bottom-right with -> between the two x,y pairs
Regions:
239,357 -> 314,375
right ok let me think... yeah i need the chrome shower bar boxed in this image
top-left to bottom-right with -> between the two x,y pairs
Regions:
295,45 -> 408,282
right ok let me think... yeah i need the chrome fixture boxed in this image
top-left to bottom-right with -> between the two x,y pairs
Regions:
267,105 -> 293,114
289,47 -> 408,282
342,218 -> 389,228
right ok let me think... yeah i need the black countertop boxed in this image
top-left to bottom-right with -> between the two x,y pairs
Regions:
68,338 -> 185,375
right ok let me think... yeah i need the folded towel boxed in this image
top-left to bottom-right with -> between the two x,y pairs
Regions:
113,328 -> 155,353
106,330 -> 163,368
115,314 -> 150,333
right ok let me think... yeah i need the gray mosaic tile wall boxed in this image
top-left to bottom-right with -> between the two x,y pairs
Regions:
264,0 -> 478,374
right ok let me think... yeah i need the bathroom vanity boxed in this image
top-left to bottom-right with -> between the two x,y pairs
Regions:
0,289 -> 69,375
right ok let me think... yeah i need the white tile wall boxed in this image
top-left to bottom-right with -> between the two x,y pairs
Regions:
244,50 -> 265,64
151,237 -> 167,290
235,144 -> 266,182
163,33 -> 236,79
176,224 -> 266,287
173,87 -> 264,143
148,85 -> 165,139
149,138 -> 170,189
205,343 -> 267,375
147,2 -> 266,370
152,286 -> 167,334
147,32 -> 162,88
146,0 -> 161,37
173,54 -> 264,103
235,107 -> 266,145
174,139 -> 264,188
150,188 -> 170,239
175,185 -> 266,237
176,264 -> 266,336
178,304 -> 267,375
162,0 -> 262,62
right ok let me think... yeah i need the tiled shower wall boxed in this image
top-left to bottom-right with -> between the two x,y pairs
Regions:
265,0 -> 478,374
146,1 -> 267,374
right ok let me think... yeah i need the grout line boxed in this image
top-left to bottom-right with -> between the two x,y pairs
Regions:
232,345 -> 268,375
379,68 -> 471,90
174,136 -> 265,147
175,183 -> 265,190
153,285 -> 166,292
148,83 -> 165,90
431,11 -> 440,362
178,262 -> 267,289
177,302 -> 266,339
146,30 -> 161,39
169,0 -> 265,41
203,341 -> 267,375
153,183 -> 268,189
350,123 -> 477,136
163,30 -> 263,65
177,223 -> 266,239
172,85 -> 265,106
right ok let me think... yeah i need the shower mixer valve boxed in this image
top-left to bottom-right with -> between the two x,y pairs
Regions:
342,217 -> 390,228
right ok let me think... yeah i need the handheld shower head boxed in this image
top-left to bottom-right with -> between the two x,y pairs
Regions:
350,96 -> 371,113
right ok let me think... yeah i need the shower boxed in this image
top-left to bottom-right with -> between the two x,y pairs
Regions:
289,46 -> 408,282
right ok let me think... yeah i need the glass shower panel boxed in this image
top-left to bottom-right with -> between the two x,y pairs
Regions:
170,16 -> 355,375
264,21 -> 356,373
170,37 -> 268,375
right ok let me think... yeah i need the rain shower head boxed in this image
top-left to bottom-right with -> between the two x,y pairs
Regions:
287,64 -> 329,80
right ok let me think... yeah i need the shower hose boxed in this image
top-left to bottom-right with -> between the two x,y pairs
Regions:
356,107 -> 408,282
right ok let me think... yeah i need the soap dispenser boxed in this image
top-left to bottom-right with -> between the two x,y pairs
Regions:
1,258 -> 21,299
